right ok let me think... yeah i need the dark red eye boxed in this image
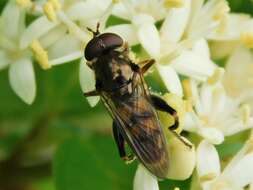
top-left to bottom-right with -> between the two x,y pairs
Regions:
84,33 -> 123,61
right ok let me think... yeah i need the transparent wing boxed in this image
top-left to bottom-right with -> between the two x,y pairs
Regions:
101,83 -> 169,179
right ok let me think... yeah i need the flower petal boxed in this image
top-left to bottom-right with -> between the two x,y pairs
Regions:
133,14 -> 160,58
166,131 -> 195,180
2,1 -> 25,40
198,127 -> 224,145
47,34 -> 82,64
171,50 -> 215,80
112,2 -> 131,20
223,46 -> 253,98
208,13 -> 251,41
192,39 -> 210,60
133,165 -> 159,190
66,0 -> 111,21
0,51 -> 10,70
209,40 -> 239,60
156,64 -> 183,97
220,152 -> 253,188
105,24 -> 138,46
20,16 -> 59,49
196,141 -> 220,182
160,0 -> 191,43
9,58 -> 36,104
79,60 -> 99,107
40,25 -> 68,48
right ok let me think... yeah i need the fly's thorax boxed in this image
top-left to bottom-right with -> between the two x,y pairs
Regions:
93,51 -> 134,94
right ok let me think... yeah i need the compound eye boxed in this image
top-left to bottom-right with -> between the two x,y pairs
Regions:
84,33 -> 123,61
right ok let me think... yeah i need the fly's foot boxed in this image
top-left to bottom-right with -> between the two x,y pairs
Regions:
122,155 -> 136,164
169,129 -> 193,149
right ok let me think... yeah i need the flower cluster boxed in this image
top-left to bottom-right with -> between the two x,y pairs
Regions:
1,0 -> 253,190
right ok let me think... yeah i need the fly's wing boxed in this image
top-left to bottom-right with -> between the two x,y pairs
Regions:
101,84 -> 169,179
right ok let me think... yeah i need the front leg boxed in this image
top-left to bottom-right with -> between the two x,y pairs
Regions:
83,90 -> 99,97
150,95 -> 192,148
113,121 -> 136,164
150,95 -> 179,130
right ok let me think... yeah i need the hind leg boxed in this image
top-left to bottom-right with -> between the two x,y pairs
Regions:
113,121 -> 136,164
150,95 -> 192,148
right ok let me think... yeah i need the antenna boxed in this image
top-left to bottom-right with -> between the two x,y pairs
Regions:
87,22 -> 100,37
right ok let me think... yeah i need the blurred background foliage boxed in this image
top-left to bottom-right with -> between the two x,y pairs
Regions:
0,0 -> 253,190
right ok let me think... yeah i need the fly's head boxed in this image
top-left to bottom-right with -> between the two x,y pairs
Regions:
84,28 -> 134,93
84,31 -> 124,69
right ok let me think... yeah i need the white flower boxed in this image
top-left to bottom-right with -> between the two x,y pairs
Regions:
20,0 -> 113,66
223,46 -> 253,102
183,68 -> 253,144
133,165 -> 159,190
156,0 -> 229,96
19,0 -> 115,106
208,13 -> 253,59
79,58 -> 99,107
0,1 -> 36,104
156,39 -> 216,97
107,0 -> 170,57
195,140 -> 253,190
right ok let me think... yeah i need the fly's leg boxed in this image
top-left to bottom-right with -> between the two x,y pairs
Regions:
151,95 -> 179,130
139,59 -> 155,74
150,95 -> 192,148
113,121 -> 136,164
83,90 -> 99,97
169,129 -> 192,148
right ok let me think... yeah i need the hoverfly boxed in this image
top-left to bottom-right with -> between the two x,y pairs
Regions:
83,24 -> 191,179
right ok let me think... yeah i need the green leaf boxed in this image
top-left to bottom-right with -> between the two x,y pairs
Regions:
53,136 -> 136,190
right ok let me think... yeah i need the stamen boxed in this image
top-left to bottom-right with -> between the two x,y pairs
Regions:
185,100 -> 193,112
212,1 -> 230,21
240,32 -> 253,48
112,0 -> 120,3
163,0 -> 184,8
246,139 -> 253,154
43,1 -> 57,21
16,0 -> 32,8
30,40 -> 51,70
212,181 -> 229,190
174,187 -> 180,190
207,67 -> 225,85
182,79 -> 192,99
49,0 -> 61,11
241,104 -> 251,125
216,16 -> 228,34
199,172 -> 217,182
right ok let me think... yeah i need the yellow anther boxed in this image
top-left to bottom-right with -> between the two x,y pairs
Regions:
199,173 -> 217,182
216,16 -> 228,34
16,0 -> 32,8
207,68 -> 225,85
163,0 -> 184,8
182,79 -> 192,99
30,40 -> 51,70
213,181 -> 229,190
245,133 -> 253,154
112,0 -> 120,4
174,187 -> 180,190
199,115 -> 209,125
185,100 -> 193,112
241,104 -> 251,125
213,1 -> 230,21
49,0 -> 61,11
43,2 -> 57,21
240,32 -> 253,48
246,139 -> 253,154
